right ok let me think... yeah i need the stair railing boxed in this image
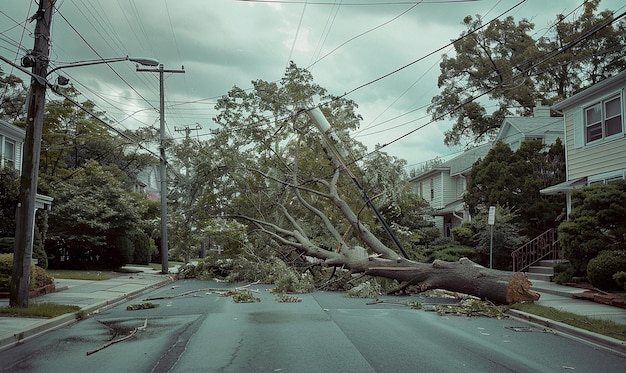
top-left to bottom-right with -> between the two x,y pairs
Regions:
511,228 -> 561,272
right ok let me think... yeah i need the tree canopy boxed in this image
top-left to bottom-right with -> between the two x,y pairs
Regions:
464,139 -> 566,237
0,69 -> 27,123
429,0 -> 626,145
558,180 -> 626,274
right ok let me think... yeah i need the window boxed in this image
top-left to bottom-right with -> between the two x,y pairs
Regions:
584,95 -> 623,144
2,139 -> 15,169
588,170 -> 625,185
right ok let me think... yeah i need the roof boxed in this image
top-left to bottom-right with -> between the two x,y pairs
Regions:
432,199 -> 465,216
540,177 -> 587,195
552,71 -> 626,111
442,143 -> 491,176
497,116 -> 563,139
409,143 -> 491,182
0,119 -> 25,140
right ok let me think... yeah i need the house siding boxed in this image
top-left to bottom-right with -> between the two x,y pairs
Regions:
563,88 -> 626,181
0,120 -> 25,173
432,174 -> 444,208
442,173 -> 457,206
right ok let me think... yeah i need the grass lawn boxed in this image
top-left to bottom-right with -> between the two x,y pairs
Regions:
47,269 -> 120,281
510,302 -> 626,342
0,303 -> 81,318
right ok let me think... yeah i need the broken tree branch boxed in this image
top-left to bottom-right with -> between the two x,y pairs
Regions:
87,319 -> 147,355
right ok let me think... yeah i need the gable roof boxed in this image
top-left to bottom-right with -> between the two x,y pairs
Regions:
443,143 -> 491,176
0,119 -> 25,140
410,143 -> 490,182
497,116 -> 563,139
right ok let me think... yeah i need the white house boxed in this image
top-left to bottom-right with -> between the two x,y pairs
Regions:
0,118 -> 24,172
541,71 -> 626,214
411,101 -> 564,237
493,101 -> 563,151
409,144 -> 491,237
0,118 -> 53,210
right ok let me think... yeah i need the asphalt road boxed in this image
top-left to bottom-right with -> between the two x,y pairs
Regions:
1,279 -> 624,372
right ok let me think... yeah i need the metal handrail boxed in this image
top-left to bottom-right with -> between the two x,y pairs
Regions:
511,228 -> 561,272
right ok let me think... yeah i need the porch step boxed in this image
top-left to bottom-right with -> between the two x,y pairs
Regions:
528,266 -> 554,275
526,272 -> 554,281
525,259 -> 569,282
537,259 -> 568,267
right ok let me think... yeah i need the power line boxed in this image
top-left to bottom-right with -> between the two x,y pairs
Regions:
364,8 -> 626,159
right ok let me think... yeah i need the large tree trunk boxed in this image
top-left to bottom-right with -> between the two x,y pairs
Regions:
350,256 -> 539,304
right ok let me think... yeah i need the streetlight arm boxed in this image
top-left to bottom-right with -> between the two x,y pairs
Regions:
46,56 -> 159,76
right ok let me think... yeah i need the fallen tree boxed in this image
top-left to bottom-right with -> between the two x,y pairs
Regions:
206,64 -> 538,305
225,109 -> 539,305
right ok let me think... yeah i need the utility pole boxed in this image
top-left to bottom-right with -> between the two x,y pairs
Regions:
174,124 -> 201,139
10,0 -> 55,308
137,64 -> 184,274
306,107 -> 410,259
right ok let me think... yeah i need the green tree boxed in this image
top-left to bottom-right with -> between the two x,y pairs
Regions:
465,139 -> 565,237
429,0 -> 626,145
558,181 -> 626,274
0,69 -> 27,123
45,160 -> 147,269
0,167 -> 20,253
471,206 -> 527,270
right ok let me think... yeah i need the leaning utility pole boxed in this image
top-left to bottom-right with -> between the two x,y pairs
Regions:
137,64 -> 184,274
10,0 -> 55,307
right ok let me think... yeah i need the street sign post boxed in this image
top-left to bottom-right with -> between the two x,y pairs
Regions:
488,206 -> 496,268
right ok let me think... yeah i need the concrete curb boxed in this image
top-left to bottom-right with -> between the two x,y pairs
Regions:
0,275 -> 176,352
507,309 -> 626,357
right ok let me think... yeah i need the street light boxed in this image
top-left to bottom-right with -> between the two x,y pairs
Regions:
10,37 -> 159,305
46,56 -> 159,77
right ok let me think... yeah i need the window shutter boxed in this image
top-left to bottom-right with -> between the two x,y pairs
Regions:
573,108 -> 584,148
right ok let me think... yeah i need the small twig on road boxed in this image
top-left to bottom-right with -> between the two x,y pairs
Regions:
86,319 -> 147,356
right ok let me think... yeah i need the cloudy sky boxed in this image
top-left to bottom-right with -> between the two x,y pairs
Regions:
1,0 -> 624,171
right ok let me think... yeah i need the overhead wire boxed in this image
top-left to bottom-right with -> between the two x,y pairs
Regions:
306,1 -> 422,70
308,0 -> 341,69
357,0 -> 503,134
359,7 -> 626,162
5,1 -> 622,174
52,8 -> 157,109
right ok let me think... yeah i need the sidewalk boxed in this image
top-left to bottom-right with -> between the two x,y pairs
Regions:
0,266 -> 175,352
1,270 -> 625,354
507,279 -> 626,354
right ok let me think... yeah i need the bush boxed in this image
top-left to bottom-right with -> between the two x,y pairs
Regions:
614,271 -> 626,291
427,244 -> 477,263
553,262 -> 575,284
587,250 -> 626,291
451,224 -> 474,246
559,181 -> 626,274
0,253 -> 54,292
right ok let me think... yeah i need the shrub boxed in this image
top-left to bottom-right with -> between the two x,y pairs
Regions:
427,244 -> 477,263
451,224 -> 474,246
552,262 -> 575,284
587,250 -> 626,291
613,271 -> 626,291
0,253 -> 54,292
559,181 -> 626,274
